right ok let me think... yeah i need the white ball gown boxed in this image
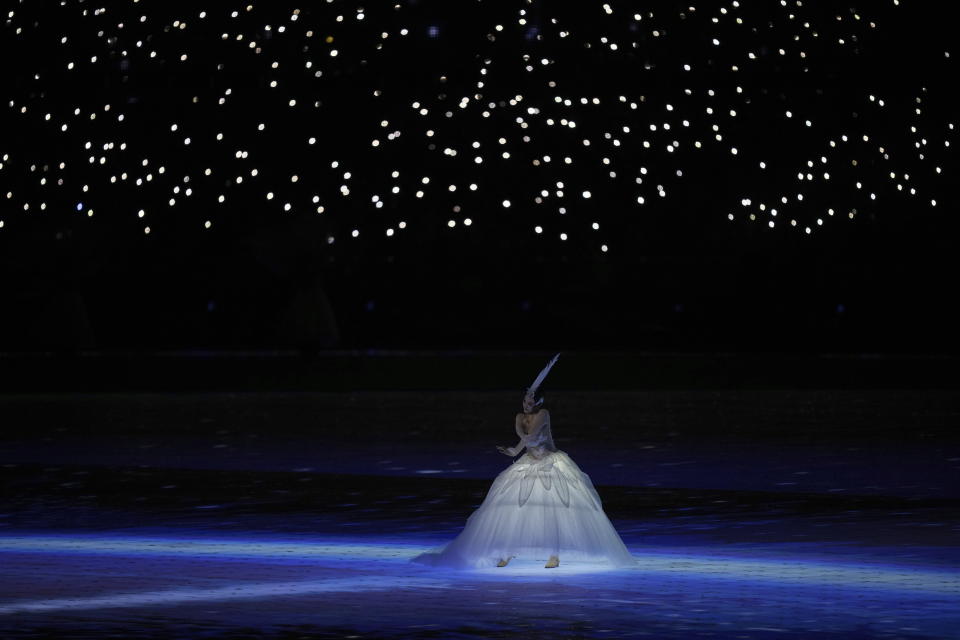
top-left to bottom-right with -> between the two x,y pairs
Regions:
414,410 -> 635,568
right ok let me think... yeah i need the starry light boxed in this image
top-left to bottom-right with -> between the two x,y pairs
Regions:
0,0 -> 955,254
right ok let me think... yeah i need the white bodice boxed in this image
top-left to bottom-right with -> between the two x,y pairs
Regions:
516,414 -> 557,459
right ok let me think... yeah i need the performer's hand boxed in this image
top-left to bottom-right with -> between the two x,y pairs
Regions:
497,445 -> 512,456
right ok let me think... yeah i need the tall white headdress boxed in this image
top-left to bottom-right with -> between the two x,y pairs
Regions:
525,353 -> 560,408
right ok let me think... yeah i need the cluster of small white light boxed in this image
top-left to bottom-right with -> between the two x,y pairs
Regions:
0,0 -> 954,251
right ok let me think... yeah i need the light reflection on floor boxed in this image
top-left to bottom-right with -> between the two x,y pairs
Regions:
1,532 -> 958,639
2,534 -> 959,593
0,575 -> 450,615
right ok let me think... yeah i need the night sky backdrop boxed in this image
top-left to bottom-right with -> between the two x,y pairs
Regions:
1,0 -> 957,351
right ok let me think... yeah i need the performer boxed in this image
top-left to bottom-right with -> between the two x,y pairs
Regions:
414,354 -> 634,569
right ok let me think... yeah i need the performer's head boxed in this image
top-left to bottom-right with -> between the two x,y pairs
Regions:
522,389 -> 544,414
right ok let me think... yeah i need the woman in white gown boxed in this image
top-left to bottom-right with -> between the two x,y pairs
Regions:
414,355 -> 635,569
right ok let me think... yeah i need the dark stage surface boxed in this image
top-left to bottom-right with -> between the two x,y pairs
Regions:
1,357 -> 958,639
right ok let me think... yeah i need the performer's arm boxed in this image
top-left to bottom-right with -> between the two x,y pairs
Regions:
497,414 -> 528,456
496,442 -> 523,456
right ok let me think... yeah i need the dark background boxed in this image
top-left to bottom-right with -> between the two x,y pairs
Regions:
1,6 -> 958,637
0,0 -> 957,356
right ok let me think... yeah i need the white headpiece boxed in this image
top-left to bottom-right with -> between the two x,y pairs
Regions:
525,353 -> 560,409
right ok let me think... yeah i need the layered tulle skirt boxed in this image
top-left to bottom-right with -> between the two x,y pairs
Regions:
413,450 -> 634,568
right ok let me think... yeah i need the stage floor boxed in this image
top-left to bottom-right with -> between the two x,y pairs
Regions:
1,390 -> 958,638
